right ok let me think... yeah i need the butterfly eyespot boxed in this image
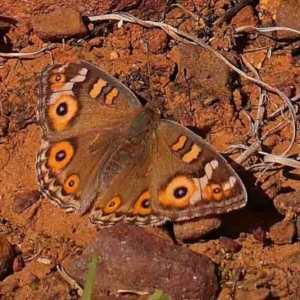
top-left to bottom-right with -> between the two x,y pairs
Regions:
174,187 -> 188,198
48,141 -> 74,172
50,73 -> 66,84
56,102 -> 68,116
213,187 -> 221,194
55,150 -> 66,162
159,176 -> 196,209
133,191 -> 151,215
48,95 -> 79,131
104,196 -> 122,214
211,184 -> 223,201
64,174 -> 80,194
141,199 -> 150,208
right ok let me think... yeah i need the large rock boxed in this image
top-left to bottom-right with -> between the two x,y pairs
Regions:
32,8 -> 88,41
276,0 -> 300,39
62,224 -> 218,299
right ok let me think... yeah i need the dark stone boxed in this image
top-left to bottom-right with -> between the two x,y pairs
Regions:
252,227 -> 267,243
219,236 -> 242,253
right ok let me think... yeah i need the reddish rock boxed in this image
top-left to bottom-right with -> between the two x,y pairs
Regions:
274,191 -> 300,216
32,8 -> 88,41
219,236 -> 242,253
174,217 -> 221,242
13,255 -> 24,272
276,0 -> 300,39
148,30 -> 168,54
13,190 -> 40,213
63,224 -> 218,299
269,220 -> 296,245
230,6 -> 259,28
253,227 -> 267,243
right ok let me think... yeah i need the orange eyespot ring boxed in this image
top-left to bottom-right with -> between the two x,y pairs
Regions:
103,196 -> 122,214
48,94 -> 79,132
63,174 -> 80,194
133,191 -> 151,215
211,183 -> 223,201
159,175 -> 196,209
49,73 -> 67,84
48,141 -> 74,173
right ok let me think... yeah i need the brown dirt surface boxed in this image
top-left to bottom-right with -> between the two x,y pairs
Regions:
1,0 -> 300,299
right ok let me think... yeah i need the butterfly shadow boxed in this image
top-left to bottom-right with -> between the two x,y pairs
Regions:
218,165 -> 284,240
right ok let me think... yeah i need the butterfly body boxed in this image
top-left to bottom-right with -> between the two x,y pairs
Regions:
36,61 -> 247,231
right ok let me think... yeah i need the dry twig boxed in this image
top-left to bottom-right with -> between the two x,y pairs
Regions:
0,44 -> 56,58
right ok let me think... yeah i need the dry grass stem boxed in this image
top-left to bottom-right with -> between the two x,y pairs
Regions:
0,44 -> 56,58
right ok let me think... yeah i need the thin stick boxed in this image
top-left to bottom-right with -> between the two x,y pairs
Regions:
0,44 -> 56,58
235,26 -> 300,36
230,144 -> 300,168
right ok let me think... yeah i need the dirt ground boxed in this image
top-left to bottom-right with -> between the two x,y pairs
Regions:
1,0 -> 300,299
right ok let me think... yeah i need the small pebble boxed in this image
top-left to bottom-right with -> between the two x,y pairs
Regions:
88,37 -> 103,48
109,51 -> 119,60
13,255 -> 24,272
253,227 -> 267,243
269,220 -> 296,245
13,190 -> 40,213
148,30 -> 168,54
219,237 -> 242,253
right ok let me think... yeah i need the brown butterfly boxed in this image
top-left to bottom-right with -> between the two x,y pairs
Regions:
36,61 -> 247,227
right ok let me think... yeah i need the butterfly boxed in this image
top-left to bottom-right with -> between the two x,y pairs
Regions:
36,61 -> 247,228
